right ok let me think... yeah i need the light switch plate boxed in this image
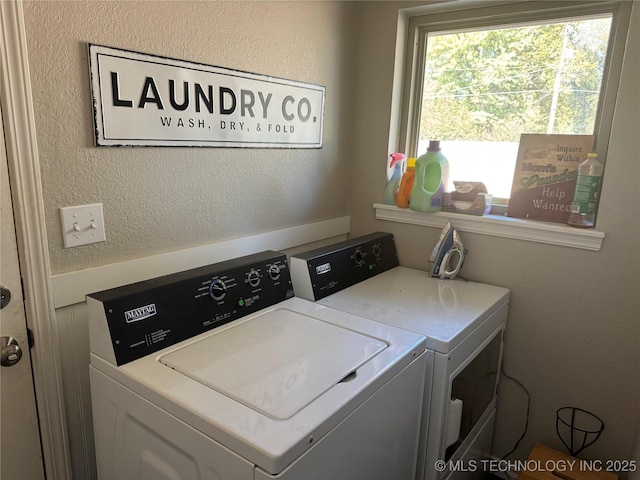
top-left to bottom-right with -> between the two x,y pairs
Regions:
60,203 -> 106,248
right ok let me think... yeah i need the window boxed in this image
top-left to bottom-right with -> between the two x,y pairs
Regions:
398,1 -> 632,206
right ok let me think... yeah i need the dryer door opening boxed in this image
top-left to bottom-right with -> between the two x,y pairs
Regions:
445,328 -> 503,460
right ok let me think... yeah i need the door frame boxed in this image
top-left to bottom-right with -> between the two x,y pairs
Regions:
0,2 -> 72,479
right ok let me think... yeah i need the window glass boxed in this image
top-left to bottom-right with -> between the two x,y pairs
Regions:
416,16 -> 612,200
398,1 -> 632,210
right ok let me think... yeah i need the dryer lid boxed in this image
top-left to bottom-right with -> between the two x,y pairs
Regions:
159,308 -> 387,420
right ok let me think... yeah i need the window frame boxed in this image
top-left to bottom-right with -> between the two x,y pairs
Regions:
398,0 -> 630,203
377,0 -> 632,250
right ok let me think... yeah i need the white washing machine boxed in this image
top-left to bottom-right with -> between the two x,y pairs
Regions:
87,250 -> 428,480
290,233 -> 510,480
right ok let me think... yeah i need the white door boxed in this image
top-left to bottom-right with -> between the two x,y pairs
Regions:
1,114 -> 46,480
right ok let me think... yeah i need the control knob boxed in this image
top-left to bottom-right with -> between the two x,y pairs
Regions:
353,248 -> 365,266
372,243 -> 382,258
268,264 -> 281,281
247,269 -> 261,288
209,278 -> 227,301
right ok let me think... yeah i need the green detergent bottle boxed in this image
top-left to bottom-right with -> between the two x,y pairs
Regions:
410,141 -> 450,212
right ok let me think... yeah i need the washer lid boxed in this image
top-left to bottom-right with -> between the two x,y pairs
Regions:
159,308 -> 387,420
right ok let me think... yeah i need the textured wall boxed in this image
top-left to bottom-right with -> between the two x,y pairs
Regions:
23,0 -> 356,275
350,0 -> 639,466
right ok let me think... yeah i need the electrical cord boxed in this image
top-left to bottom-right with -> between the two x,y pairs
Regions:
499,367 -> 531,475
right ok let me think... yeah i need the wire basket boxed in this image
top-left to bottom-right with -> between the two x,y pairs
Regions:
556,407 -> 604,456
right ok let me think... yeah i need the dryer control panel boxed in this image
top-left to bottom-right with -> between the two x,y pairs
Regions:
290,232 -> 398,301
87,251 -> 293,365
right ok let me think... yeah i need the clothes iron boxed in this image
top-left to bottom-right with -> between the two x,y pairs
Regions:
429,222 -> 467,279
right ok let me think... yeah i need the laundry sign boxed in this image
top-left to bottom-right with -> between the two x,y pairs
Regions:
88,44 -> 325,148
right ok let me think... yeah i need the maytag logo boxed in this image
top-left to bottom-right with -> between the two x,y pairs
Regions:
316,263 -> 331,275
124,304 -> 157,323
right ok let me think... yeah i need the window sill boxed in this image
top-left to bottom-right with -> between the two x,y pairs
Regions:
373,203 -> 605,251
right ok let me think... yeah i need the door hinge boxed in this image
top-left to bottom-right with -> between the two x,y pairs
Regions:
21,278 -> 35,349
27,328 -> 34,349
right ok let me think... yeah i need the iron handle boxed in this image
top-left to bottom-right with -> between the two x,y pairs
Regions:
1,337 -> 23,367
438,248 -> 464,280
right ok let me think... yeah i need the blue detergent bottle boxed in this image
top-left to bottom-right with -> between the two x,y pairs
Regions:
384,153 -> 406,205
410,141 -> 450,212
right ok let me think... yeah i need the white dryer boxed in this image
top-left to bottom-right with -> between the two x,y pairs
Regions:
290,233 -> 510,480
87,250 -> 427,480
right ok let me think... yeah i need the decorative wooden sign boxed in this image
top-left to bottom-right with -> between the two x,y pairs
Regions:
507,134 -> 595,223
88,44 -> 325,148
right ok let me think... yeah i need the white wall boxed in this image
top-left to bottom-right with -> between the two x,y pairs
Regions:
350,0 -> 639,465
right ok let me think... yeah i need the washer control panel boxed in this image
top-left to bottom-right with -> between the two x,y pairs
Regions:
88,251 -> 293,365
290,232 -> 398,301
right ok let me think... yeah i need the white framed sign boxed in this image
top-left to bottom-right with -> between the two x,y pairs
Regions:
88,44 -> 325,148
